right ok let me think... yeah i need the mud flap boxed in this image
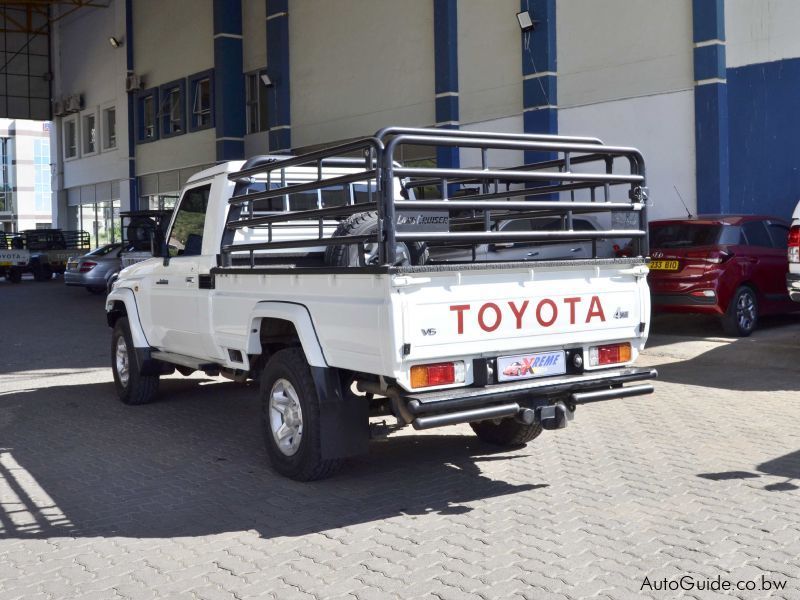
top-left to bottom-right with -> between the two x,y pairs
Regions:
311,366 -> 370,460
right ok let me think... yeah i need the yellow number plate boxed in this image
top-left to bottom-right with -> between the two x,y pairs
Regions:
649,260 -> 679,271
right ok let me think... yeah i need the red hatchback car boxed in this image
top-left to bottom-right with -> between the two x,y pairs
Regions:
648,215 -> 798,336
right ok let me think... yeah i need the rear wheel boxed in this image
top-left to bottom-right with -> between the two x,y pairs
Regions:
470,417 -> 542,447
260,348 -> 343,481
7,268 -> 21,283
33,264 -> 52,282
722,285 -> 758,337
325,211 -> 428,267
111,317 -> 159,405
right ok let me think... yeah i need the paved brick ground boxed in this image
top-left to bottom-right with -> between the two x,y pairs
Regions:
2,279 -> 800,599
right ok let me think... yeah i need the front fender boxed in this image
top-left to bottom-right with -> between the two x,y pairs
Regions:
105,287 -> 150,348
245,302 -> 327,367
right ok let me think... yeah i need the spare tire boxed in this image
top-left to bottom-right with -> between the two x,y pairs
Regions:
325,211 -> 428,267
126,216 -> 157,251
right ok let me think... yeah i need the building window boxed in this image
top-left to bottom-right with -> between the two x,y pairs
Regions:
103,107 -> 116,150
63,116 -> 78,158
246,70 -> 269,135
159,79 -> 186,137
189,70 -> 214,131
0,138 -> 11,213
33,138 -> 51,212
82,112 -> 97,155
136,88 -> 159,143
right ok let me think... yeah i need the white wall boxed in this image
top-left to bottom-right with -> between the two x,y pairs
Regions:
55,1 -> 129,192
557,0 -> 694,108
559,91 -> 697,220
290,0 -> 435,147
726,0 -> 800,68
458,0 -> 522,126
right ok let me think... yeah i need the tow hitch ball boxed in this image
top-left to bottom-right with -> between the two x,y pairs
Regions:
530,401 -> 573,430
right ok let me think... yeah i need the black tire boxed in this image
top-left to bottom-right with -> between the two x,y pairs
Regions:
111,317 -> 159,405
7,268 -> 21,283
87,286 -> 106,295
33,264 -> 52,282
260,347 -> 343,481
324,211 -> 428,267
470,417 -> 543,447
722,285 -> 758,337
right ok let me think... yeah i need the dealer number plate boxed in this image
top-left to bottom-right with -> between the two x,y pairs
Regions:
649,260 -> 679,271
497,350 -> 566,383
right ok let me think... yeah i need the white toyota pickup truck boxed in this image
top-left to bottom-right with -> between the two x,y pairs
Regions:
106,127 -> 657,480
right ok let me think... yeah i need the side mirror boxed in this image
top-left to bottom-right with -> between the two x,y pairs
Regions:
161,239 -> 170,266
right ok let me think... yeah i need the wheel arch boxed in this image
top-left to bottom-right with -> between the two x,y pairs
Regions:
246,302 -> 328,368
105,287 -> 150,348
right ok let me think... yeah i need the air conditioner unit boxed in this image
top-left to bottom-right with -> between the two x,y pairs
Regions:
65,94 -> 83,113
52,100 -> 65,117
125,74 -> 142,92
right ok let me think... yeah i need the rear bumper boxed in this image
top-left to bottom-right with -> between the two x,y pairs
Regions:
651,293 -> 723,315
402,366 -> 657,430
788,273 -> 800,303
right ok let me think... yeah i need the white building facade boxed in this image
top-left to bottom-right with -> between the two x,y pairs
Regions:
47,0 -> 800,232
0,118 -> 52,233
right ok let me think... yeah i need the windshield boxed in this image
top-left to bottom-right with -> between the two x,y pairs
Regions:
649,223 -> 721,248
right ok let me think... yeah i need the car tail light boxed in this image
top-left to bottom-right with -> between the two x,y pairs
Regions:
588,342 -> 632,367
789,225 -> 800,263
686,249 -> 733,264
79,261 -> 97,273
410,361 -> 465,388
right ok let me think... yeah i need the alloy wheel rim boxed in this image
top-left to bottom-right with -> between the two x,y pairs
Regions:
115,336 -> 129,387
269,378 -> 303,456
736,291 -> 756,332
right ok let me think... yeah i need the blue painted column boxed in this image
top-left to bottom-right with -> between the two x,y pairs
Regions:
125,0 -> 137,210
693,0 -> 730,214
266,0 -> 291,151
433,0 -> 459,170
521,0 -> 557,165
214,0 -> 245,161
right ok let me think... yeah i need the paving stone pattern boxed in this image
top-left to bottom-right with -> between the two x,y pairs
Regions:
1,281 -> 800,599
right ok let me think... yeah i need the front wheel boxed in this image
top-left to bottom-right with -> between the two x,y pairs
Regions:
260,348 -> 343,481
722,285 -> 758,337
470,417 -> 542,447
111,317 -> 159,405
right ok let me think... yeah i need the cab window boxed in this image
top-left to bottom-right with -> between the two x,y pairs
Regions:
168,184 -> 211,256
741,220 -> 772,248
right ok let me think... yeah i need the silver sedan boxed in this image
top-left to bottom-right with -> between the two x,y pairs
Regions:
64,244 -> 122,294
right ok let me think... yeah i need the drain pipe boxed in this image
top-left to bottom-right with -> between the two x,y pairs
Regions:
125,0 -> 138,210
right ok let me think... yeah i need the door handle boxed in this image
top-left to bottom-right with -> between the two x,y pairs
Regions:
185,276 -> 195,283
569,247 -> 582,253
527,251 -> 540,257
156,279 -> 168,285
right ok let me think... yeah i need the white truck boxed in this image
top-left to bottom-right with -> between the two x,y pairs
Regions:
106,127 -> 657,480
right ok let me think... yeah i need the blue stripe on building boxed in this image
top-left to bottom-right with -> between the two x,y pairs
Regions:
433,0 -> 459,170
266,0 -> 291,152
521,0 -> 557,166
213,0 -> 245,161
125,0 -> 138,210
692,0 -> 729,214
728,58 -> 800,218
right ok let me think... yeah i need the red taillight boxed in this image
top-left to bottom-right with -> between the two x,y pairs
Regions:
409,361 -> 466,388
686,250 -> 733,264
588,342 -> 632,366
789,226 -> 800,263
79,261 -> 97,272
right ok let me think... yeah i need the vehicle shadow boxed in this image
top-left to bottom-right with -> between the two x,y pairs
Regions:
698,449 -> 800,492
0,378 -> 545,540
0,278 -> 108,375
644,314 -> 800,392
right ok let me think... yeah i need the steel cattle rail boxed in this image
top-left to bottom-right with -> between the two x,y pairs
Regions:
220,127 -> 649,268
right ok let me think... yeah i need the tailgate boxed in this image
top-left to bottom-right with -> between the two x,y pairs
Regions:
395,262 -> 649,362
0,249 -> 29,266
